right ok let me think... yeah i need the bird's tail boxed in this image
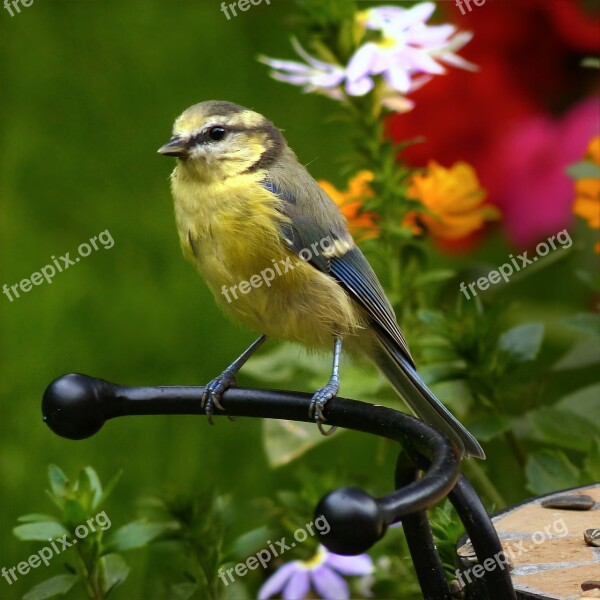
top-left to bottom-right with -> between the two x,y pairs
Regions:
372,334 -> 485,460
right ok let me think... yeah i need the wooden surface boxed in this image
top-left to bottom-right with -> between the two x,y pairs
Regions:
491,483 -> 600,599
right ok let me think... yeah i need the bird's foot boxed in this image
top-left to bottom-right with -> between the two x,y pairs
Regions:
201,369 -> 237,424
308,379 -> 339,436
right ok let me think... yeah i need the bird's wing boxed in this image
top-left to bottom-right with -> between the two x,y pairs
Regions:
260,175 -> 415,367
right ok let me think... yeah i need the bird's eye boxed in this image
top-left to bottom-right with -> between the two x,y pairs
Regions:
208,126 -> 226,141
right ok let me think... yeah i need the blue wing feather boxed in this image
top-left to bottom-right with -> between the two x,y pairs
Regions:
260,178 -> 414,366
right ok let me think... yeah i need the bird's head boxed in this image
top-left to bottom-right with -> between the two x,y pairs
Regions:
158,101 -> 286,180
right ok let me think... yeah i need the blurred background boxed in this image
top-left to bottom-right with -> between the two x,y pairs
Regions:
1,1 -> 598,599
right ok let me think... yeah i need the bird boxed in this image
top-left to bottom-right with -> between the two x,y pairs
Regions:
158,100 -> 485,459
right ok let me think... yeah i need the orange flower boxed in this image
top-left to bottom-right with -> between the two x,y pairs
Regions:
319,171 -> 380,240
405,161 -> 500,240
573,135 -> 600,230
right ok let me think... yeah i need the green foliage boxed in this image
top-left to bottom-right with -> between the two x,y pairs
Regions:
13,465 -> 142,599
13,467 -> 261,600
22,575 -> 79,600
138,491 -> 229,600
525,451 -> 582,495
429,502 -> 466,576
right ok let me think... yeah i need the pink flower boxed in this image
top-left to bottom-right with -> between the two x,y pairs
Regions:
482,95 -> 600,247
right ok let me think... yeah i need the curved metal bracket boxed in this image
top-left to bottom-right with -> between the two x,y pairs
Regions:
42,373 -> 515,599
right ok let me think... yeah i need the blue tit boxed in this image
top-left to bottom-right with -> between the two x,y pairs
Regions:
158,100 -> 484,459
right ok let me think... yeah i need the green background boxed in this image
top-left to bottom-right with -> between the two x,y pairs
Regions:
0,2 -> 380,598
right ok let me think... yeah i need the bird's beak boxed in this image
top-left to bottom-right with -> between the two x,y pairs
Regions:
157,136 -> 188,158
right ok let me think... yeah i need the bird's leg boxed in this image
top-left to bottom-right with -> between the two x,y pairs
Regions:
309,337 -> 342,436
202,335 -> 267,423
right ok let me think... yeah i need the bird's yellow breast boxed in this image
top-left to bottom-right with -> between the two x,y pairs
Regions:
170,168 -> 365,348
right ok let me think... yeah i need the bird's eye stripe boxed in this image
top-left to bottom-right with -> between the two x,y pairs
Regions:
189,126 -> 228,145
188,124 -> 279,146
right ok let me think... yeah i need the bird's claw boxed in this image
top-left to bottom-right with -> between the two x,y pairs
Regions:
309,381 -> 338,436
201,370 -> 236,424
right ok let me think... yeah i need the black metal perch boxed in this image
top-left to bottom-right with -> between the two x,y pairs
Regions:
42,373 -> 516,600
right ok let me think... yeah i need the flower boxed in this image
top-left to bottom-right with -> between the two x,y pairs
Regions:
346,3 -> 476,97
259,39 -> 345,100
483,97 -> 599,247
260,3 -> 475,112
573,136 -> 600,252
318,171 -> 380,240
258,546 -> 374,600
389,0 -> 600,246
405,161 -> 500,240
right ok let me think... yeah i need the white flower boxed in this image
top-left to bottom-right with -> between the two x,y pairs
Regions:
259,39 -> 345,100
259,3 -> 476,112
346,3 -> 477,96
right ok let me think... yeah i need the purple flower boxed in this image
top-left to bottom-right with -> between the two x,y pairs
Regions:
258,546 -> 374,600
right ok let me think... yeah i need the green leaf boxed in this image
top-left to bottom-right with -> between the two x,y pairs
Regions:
583,438 -> 600,482
469,414 -> 514,442
105,520 -> 177,552
556,384 -> 600,424
529,407 -> 600,452
574,269 -> 600,293
17,514 -> 60,524
98,470 -> 123,507
78,466 -> 103,511
327,363 -> 384,401
414,269 -> 456,287
23,575 -> 78,600
63,498 -> 89,526
419,361 -> 466,386
169,583 -> 200,600
553,337 -> 600,370
13,521 -> 68,541
98,553 -> 130,596
47,464 -> 69,498
566,160 -> 600,180
223,580 -> 254,600
417,309 -> 447,329
429,380 -> 474,417
525,450 -> 581,495
263,419 -> 333,467
563,313 -> 600,336
226,526 -> 275,560
497,322 -> 544,363
243,342 -> 325,383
